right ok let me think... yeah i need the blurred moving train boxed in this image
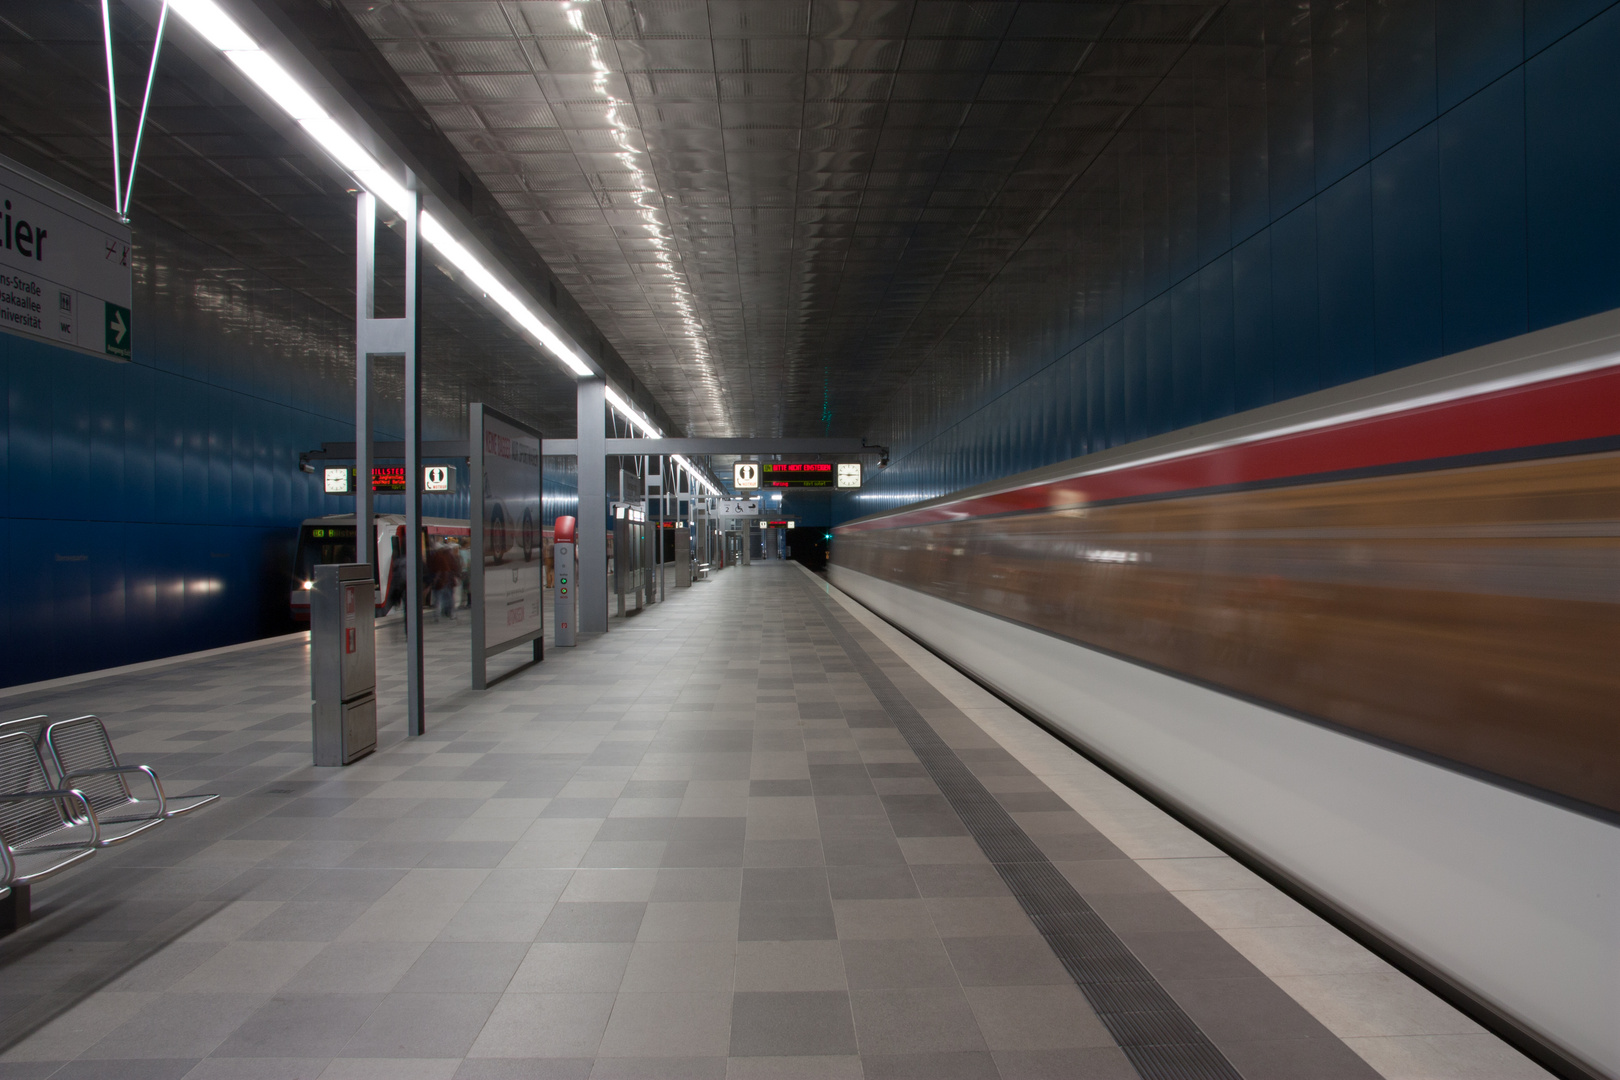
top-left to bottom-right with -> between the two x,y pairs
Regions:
831,310 -> 1620,1078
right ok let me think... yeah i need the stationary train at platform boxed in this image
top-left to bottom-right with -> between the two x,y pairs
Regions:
290,514 -> 559,622
289,515 -> 472,622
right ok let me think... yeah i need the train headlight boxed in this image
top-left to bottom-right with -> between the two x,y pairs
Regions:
302,580 -> 313,589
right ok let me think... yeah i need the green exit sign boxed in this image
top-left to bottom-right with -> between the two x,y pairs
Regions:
104,302 -> 131,359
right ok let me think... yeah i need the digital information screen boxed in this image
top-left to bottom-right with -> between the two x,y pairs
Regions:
763,463 -> 834,488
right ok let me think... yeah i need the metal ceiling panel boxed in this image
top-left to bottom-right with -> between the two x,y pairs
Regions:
345,0 -> 1223,437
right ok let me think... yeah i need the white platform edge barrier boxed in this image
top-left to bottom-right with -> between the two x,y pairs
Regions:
829,564 -> 1619,1080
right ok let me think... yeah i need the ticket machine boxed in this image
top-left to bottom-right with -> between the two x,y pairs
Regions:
554,515 -> 577,646
310,563 -> 377,766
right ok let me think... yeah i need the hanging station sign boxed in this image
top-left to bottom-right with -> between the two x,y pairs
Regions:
0,154 -> 132,361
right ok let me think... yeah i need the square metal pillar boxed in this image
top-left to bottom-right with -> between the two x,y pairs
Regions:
355,189 -> 425,735
577,378 -> 608,634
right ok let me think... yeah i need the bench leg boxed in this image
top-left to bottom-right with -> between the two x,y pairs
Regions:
0,883 -> 31,935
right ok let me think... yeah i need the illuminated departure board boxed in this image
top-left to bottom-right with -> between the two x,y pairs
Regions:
763,463 -> 834,487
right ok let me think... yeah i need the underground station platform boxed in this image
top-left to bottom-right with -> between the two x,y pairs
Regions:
0,563 -> 1546,1080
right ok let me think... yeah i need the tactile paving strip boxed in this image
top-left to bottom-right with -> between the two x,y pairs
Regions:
804,583 -> 1243,1080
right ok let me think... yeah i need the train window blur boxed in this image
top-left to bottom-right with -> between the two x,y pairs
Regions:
294,525 -> 357,583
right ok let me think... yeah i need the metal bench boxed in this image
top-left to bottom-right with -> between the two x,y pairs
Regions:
45,715 -> 217,828
0,730 -> 105,932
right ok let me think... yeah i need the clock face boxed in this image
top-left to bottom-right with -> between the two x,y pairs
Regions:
836,463 -> 862,489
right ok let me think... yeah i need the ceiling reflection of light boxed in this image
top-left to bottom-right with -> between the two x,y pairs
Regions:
563,1 -> 731,433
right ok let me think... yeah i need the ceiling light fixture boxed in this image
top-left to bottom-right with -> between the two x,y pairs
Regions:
603,385 -> 660,436
166,0 -> 595,380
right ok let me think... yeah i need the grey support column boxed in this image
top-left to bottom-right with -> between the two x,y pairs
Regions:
355,187 -> 424,735
354,193 -> 376,571
577,378 -> 608,634
402,193 -> 424,736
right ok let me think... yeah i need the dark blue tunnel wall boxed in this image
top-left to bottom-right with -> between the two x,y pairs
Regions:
0,224 -> 469,688
839,0 -> 1620,522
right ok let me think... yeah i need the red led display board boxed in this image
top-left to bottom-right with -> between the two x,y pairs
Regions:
763,463 -> 834,487
371,466 -> 406,492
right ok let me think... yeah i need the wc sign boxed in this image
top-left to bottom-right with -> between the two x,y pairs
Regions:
424,465 -> 455,493
733,462 -> 760,489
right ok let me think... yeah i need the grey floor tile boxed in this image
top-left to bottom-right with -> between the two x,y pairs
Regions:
238,901 -> 368,942
858,1051 -> 997,1079
840,939 -> 958,990
538,903 -> 648,943
733,940 -> 847,992
339,991 -> 500,1057
941,936 -> 1070,986
730,991 -> 856,1056
509,943 -> 633,993
908,865 -> 1010,899
465,992 -> 616,1058
1116,929 -> 1258,981
83,993 -> 269,1059
588,1057 -> 726,1079
51,1061 -> 202,1080
290,869 -> 409,903
650,868 -> 741,902
210,992 -> 384,1057
962,985 -> 1112,1050
737,902 -> 836,942
392,941 -> 527,993
467,868 -> 574,905
991,1047 -> 1138,1080
848,988 -> 987,1055
740,868 -> 827,904
454,1059 -> 593,1079
825,866 -> 917,900
621,942 -> 735,992
183,1058 -> 331,1079
415,841 -> 516,869
596,992 -> 733,1058
1218,1036 -> 1385,1080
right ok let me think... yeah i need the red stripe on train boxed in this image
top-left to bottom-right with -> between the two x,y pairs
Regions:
838,365 -> 1620,532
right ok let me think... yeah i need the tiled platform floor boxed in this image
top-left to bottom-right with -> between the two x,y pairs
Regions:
0,562 -> 1548,1080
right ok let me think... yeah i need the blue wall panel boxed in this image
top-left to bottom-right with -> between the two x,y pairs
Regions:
1372,127 -> 1442,373
1436,0 -> 1523,111
1440,70 -> 1527,354
0,234 -> 371,686
1368,0 -> 1437,156
853,3 -> 1620,523
1525,3 -> 1620,330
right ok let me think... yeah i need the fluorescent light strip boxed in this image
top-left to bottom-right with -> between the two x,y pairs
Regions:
166,0 -> 593,380
670,454 -> 720,496
603,386 -> 661,436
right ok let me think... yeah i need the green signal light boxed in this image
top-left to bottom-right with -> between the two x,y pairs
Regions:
560,577 -> 568,584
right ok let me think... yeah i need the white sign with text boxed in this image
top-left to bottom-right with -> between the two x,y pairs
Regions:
0,154 -> 132,360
